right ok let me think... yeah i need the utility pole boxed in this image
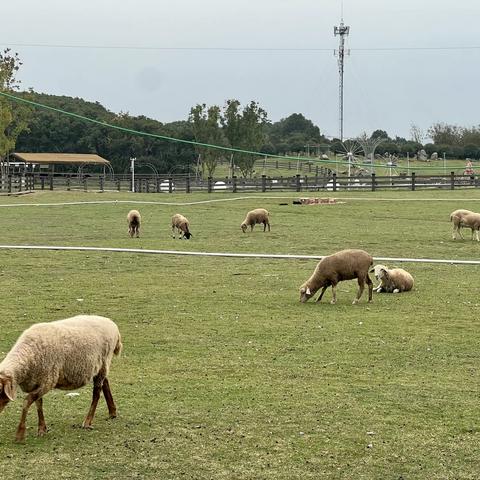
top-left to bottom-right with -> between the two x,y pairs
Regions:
334,17 -> 350,142
130,157 -> 136,192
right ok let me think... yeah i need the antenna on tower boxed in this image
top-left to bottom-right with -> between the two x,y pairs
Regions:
334,13 -> 350,142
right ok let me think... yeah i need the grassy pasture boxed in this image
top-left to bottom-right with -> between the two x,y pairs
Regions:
0,190 -> 479,479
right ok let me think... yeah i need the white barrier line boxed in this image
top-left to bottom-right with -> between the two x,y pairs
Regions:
0,244 -> 479,265
1,195 -> 480,208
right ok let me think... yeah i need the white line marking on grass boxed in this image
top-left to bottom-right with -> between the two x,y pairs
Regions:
1,195 -> 480,208
0,244 -> 479,265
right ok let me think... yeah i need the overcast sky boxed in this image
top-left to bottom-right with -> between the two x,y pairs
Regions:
3,0 -> 480,139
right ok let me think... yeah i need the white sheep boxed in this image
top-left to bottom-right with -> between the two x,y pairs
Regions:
171,213 -> 192,239
299,249 -> 373,305
450,209 -> 474,240
370,264 -> 414,293
455,211 -> 480,241
127,209 -> 141,238
0,315 -> 122,442
241,208 -> 270,233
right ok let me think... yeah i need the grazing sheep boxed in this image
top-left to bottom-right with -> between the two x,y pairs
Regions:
299,249 -> 373,305
241,208 -> 270,233
450,209 -> 474,240
0,315 -> 122,442
172,213 -> 192,239
455,211 -> 480,241
370,264 -> 414,293
127,209 -> 141,238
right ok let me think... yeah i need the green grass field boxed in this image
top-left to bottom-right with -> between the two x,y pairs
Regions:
0,190 -> 480,479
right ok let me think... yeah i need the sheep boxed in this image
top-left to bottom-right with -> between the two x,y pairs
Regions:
241,208 -> 270,233
0,315 -> 122,442
127,209 -> 141,238
299,249 -> 373,305
450,209 -> 474,240
455,211 -> 480,241
370,264 -> 414,293
172,213 -> 192,239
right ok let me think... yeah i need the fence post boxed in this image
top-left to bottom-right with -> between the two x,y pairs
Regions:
186,176 -> 191,193
371,173 -> 376,191
304,175 -> 308,190
276,160 -> 278,169
295,174 -> 301,192
99,176 -> 104,192
168,176 -> 173,193
411,172 -> 416,191
450,171 -> 455,190
207,177 -> 212,193
49,175 -> 54,190
116,179 -> 121,191
232,176 -> 237,193
66,175 -> 71,191
41,176 -> 45,190
83,177 -> 88,191
8,174 -> 12,193
261,175 -> 267,192
145,178 -> 150,193
333,172 -> 337,192
288,162 -> 291,170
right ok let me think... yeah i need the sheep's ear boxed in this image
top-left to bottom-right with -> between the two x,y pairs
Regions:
306,287 -> 311,295
3,378 -> 16,401
369,267 -> 375,273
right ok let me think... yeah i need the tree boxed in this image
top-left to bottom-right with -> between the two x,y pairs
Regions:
189,104 -> 226,177
0,49 -> 30,161
221,99 -> 268,177
427,123 -> 462,145
410,124 -> 425,145
370,129 -> 390,141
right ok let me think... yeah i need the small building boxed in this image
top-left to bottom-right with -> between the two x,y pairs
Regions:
7,153 -> 111,175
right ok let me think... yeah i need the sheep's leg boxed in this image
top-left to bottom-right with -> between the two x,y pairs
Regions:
267,222 -> 271,232
35,398 -> 48,437
366,275 -> 373,302
15,391 -> 41,442
263,222 -> 266,232
135,226 -> 140,238
353,277 -> 365,304
102,378 -> 117,419
83,376 -> 104,429
172,226 -> 176,239
330,284 -> 337,304
315,286 -> 328,302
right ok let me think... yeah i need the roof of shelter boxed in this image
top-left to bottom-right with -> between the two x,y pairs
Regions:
11,153 -> 110,165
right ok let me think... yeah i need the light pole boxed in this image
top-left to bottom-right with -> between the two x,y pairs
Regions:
130,157 -> 136,192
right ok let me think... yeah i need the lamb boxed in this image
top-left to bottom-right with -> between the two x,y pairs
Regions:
241,208 -> 270,233
127,209 -> 141,238
171,213 -> 192,239
0,315 -> 122,442
299,249 -> 373,305
370,264 -> 414,293
450,209 -> 474,240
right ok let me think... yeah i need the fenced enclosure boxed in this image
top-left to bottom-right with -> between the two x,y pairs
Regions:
1,171 -> 479,194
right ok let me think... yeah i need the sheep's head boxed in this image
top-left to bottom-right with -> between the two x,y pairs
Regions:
183,231 -> 192,240
370,264 -> 387,281
0,376 -> 16,413
377,268 -> 389,280
240,223 -> 247,233
300,285 -> 315,303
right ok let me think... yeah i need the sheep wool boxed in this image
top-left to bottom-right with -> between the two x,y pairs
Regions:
0,315 -> 122,442
373,266 -> 414,293
171,213 -> 192,239
127,209 -> 141,238
300,249 -> 373,305
450,209 -> 474,240
241,208 -> 270,233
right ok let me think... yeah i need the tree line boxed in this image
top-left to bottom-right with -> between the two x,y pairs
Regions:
2,50 -> 480,178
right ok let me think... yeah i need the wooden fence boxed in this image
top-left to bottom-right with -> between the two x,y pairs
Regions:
1,172 -> 479,194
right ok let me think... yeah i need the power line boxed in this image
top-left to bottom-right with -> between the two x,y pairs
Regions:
1,42 -> 480,52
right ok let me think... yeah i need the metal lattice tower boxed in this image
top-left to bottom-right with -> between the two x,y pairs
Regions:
334,18 -> 350,142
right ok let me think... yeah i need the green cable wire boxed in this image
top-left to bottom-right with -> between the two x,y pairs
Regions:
0,90 -> 468,173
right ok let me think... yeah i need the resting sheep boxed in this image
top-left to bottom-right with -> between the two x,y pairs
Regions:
0,315 -> 122,442
127,209 -> 141,238
241,208 -> 270,233
299,249 -> 373,305
172,213 -> 192,239
370,264 -> 414,293
450,209 -> 474,240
